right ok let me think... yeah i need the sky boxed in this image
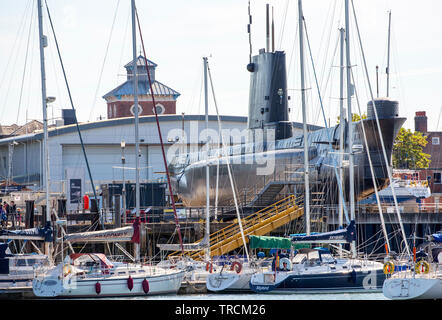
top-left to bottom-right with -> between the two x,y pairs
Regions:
1,0 -> 442,132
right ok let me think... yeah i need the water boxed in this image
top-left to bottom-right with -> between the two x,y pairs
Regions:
111,292 -> 388,300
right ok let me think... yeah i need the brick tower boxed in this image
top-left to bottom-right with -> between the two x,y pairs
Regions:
103,55 -> 180,119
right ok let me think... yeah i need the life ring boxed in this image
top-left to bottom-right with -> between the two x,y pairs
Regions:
206,261 -> 213,273
279,257 -> 292,271
383,261 -> 395,275
63,264 -> 72,277
415,261 -> 430,274
230,261 -> 242,274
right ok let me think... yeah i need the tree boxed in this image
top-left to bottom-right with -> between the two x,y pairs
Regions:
392,128 -> 431,169
337,113 -> 367,123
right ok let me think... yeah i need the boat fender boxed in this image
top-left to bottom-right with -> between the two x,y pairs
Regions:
142,278 -> 149,294
383,261 -> 395,275
63,264 -> 72,277
279,258 -> 292,271
95,281 -> 101,294
415,261 -> 430,274
206,262 -> 213,273
230,261 -> 243,274
127,276 -> 134,291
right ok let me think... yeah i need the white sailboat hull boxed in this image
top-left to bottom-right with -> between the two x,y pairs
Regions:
383,275 -> 442,300
206,269 -> 255,292
33,266 -> 185,298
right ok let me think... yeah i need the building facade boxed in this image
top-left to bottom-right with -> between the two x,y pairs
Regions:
103,56 -> 180,119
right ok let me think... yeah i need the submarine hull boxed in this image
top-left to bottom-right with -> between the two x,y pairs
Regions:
169,116 -> 406,207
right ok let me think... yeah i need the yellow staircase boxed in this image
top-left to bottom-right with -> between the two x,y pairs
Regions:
168,195 -> 304,260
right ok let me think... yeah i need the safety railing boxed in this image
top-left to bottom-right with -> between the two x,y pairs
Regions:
168,194 -> 304,260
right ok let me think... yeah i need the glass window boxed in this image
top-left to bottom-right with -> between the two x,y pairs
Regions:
292,253 -> 307,264
16,259 -> 27,266
434,172 -> 441,184
432,137 -> 440,145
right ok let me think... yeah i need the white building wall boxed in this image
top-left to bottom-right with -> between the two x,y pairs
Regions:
0,116 -> 312,193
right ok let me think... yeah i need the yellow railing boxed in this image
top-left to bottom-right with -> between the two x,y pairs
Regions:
168,194 -> 304,260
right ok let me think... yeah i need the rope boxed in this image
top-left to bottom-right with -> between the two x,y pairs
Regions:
350,0 -> 410,257
15,1 -> 35,125
206,59 -> 250,262
44,0 -> 99,229
302,16 -> 350,225
135,7 -> 184,253
88,0 -> 121,122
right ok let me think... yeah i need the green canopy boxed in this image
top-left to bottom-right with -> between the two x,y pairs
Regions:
249,235 -> 292,249
249,235 -> 311,250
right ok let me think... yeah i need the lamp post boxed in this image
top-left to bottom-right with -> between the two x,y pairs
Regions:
121,140 -> 126,224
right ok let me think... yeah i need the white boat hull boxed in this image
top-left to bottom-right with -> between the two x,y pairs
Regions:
206,270 -> 254,292
33,269 -> 185,298
383,276 -> 442,300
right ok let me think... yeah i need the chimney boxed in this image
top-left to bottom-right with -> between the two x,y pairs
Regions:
414,111 -> 427,133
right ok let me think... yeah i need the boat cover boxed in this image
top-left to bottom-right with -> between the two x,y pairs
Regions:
0,224 -> 52,241
290,220 -> 356,244
63,226 -> 134,243
249,235 -> 292,249
431,233 -> 442,243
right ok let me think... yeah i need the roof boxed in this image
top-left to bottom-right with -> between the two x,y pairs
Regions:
0,114 -> 249,145
124,55 -> 157,69
103,79 -> 180,99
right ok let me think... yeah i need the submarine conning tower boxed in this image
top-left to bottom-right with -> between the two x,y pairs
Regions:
366,97 -> 399,120
246,49 -> 293,141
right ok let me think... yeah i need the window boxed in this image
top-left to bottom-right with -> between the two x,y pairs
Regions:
434,172 -> 441,184
152,104 -> 165,115
432,137 -> 440,145
130,104 -> 143,116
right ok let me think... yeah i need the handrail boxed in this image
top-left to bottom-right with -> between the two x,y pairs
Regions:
168,194 -> 304,259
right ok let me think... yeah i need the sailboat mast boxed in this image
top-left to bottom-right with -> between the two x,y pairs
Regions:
37,0 -> 51,257
338,27 -> 345,256
386,10 -> 391,97
203,57 -> 210,260
131,0 -> 140,263
345,0 -> 357,258
298,0 -> 310,235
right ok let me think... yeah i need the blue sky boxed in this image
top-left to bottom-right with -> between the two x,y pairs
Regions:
1,0 -> 441,131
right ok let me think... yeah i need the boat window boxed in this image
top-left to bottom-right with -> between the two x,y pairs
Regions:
292,253 -> 307,264
320,253 -> 335,263
118,272 -> 126,275
306,251 -> 321,265
129,271 -> 137,274
27,259 -> 36,266
16,259 -> 27,266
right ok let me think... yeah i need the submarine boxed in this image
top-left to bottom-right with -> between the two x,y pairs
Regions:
168,10 -> 405,209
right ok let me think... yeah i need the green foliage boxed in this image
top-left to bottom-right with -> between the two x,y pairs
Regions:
337,113 -> 367,124
392,128 -> 431,169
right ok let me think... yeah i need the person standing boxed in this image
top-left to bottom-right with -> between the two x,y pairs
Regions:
3,202 -> 9,228
10,201 -> 17,228
0,205 -> 6,228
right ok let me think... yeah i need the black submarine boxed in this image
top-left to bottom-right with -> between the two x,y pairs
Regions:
168,10 -> 405,209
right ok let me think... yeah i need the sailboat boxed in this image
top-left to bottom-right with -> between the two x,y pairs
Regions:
32,0 -> 184,298
249,0 -> 394,294
382,232 -> 442,300
206,4 -> 283,293
378,10 -> 442,301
